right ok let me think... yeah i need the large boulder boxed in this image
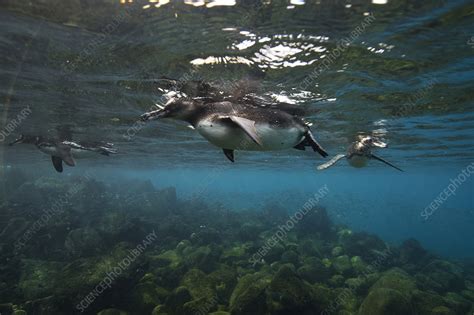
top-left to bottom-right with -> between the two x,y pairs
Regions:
229,272 -> 271,315
358,288 -> 414,315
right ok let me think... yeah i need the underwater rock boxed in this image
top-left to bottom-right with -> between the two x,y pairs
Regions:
399,238 -> 430,266
164,286 -> 192,313
64,227 -> 103,257
208,264 -> 238,303
297,239 -> 323,257
151,304 -> 169,315
358,288 -> 414,315
176,240 -> 191,254
262,243 -> 286,264
221,243 -> 250,263
24,296 -> 63,315
130,281 -> 162,314
229,272 -> 271,315
183,295 -> 219,314
267,265 -> 324,314
370,268 -> 417,298
238,222 -> 264,242
342,232 -> 388,262
0,218 -> 29,244
442,292 -> 472,314
411,290 -> 447,315
97,308 -> 129,315
331,287 -> 359,314
297,257 -> 331,283
182,269 -> 217,307
422,260 -> 465,292
350,256 -> 367,274
185,245 -> 221,273
333,255 -> 352,275
331,246 -> 344,257
280,250 -> 300,266
0,303 -> 13,314
150,249 -> 181,269
329,275 -> 345,287
19,259 -> 66,299
430,306 -> 456,315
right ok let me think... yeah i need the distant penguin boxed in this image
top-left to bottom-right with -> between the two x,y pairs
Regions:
317,136 -> 403,172
9,134 -> 117,172
140,99 -> 328,162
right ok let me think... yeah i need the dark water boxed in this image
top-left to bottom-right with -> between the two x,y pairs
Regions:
0,0 -> 473,314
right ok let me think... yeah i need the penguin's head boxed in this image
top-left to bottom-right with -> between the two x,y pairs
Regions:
358,136 -> 387,148
9,134 -> 40,146
141,99 -> 197,122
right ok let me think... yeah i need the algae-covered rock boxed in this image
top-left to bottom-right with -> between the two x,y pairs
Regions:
342,232 -> 388,261
370,268 -> 417,297
181,268 -> 218,310
443,292 -> 471,314
151,304 -> 169,315
267,265 -> 323,314
333,255 -> 352,275
239,223 -> 264,242
280,250 -> 300,266
411,289 -> 447,315
423,260 -> 465,292
297,257 -> 331,283
97,309 -> 129,315
186,245 -> 221,272
19,259 -> 65,299
262,243 -> 285,264
431,306 -> 456,315
65,227 -> 103,257
130,281 -> 162,314
358,288 -> 414,315
351,256 -> 367,274
164,286 -> 192,312
229,272 -> 271,315
399,238 -> 430,265
0,304 -> 13,314
208,264 -> 237,302
329,274 -> 345,287
183,296 -> 218,314
332,246 -> 344,257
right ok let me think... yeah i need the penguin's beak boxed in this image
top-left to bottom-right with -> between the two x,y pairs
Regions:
372,140 -> 387,148
9,135 -> 24,146
140,108 -> 168,121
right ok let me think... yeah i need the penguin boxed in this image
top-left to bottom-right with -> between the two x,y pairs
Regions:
140,99 -> 328,162
317,136 -> 403,172
9,134 -> 117,172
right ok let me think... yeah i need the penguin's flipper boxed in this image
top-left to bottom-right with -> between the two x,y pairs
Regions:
221,116 -> 262,146
223,149 -> 235,162
317,154 -> 346,170
370,154 -> 403,172
51,156 -> 63,173
57,145 -> 76,167
293,143 -> 306,151
305,130 -> 328,158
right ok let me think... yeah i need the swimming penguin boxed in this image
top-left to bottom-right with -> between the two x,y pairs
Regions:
9,134 -> 117,172
317,136 -> 403,172
140,99 -> 328,162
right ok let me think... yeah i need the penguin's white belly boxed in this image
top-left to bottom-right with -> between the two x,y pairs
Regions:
38,146 -> 60,156
196,120 -> 304,151
348,155 -> 368,168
